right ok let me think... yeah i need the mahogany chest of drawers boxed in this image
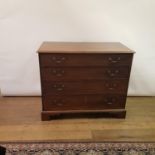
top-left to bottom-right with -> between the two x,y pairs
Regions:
38,42 -> 134,121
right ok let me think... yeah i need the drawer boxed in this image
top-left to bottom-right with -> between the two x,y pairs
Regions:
42,95 -> 126,111
40,67 -> 130,81
39,53 -> 133,67
41,80 -> 128,95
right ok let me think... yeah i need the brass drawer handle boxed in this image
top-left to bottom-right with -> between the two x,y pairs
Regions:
57,87 -> 64,91
108,57 -> 121,63
51,56 -> 66,64
104,97 -> 117,105
51,69 -> 65,77
105,83 -> 117,90
107,69 -> 119,77
51,99 -> 64,106
57,103 -> 63,106
52,84 -> 65,91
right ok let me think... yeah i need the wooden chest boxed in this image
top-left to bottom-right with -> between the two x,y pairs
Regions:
38,42 -> 134,120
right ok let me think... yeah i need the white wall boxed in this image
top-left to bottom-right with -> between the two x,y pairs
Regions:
0,0 -> 155,96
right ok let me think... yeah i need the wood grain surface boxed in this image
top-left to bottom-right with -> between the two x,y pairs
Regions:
37,42 -> 134,53
0,97 -> 155,142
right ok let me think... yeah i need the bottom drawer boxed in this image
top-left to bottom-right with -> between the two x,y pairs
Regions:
42,95 -> 126,111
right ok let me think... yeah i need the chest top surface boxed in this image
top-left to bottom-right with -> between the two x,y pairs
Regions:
37,42 -> 134,54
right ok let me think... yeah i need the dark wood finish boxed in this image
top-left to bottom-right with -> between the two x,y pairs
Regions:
40,67 -> 130,81
41,110 -> 127,120
38,42 -> 134,120
39,54 -> 133,67
42,95 -> 126,111
42,80 -> 128,95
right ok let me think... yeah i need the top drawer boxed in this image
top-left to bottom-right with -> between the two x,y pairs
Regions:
39,53 -> 133,67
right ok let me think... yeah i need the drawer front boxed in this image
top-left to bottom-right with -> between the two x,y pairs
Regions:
41,80 -> 128,95
42,95 -> 126,111
39,53 -> 133,67
40,67 -> 130,81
